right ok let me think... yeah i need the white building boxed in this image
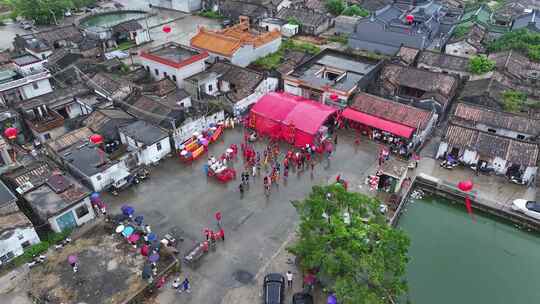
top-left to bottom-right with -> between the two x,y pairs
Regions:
140,42 -> 208,88
150,0 -> 201,12
190,21 -> 281,67
24,173 -> 95,233
0,54 -> 53,106
119,120 -> 171,165
0,181 -> 40,264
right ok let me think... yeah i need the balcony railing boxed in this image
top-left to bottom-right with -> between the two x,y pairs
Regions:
0,71 -> 51,92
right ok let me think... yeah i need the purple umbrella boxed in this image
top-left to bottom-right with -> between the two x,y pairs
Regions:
121,205 -> 135,216
68,255 -> 77,264
90,192 -> 100,201
147,232 -> 157,242
327,294 -> 337,304
148,253 -> 160,263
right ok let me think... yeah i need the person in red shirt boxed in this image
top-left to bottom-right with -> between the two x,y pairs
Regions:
215,211 -> 222,227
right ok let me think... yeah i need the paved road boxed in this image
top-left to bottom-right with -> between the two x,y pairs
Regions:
103,128 -> 380,304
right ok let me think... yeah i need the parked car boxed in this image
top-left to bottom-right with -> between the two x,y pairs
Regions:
263,273 -> 285,304
292,292 -> 313,304
512,199 -> 540,220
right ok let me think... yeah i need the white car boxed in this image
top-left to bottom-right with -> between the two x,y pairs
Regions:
511,199 -> 540,220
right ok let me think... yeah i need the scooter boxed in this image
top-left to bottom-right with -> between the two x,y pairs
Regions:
27,255 -> 47,268
54,237 -> 72,250
440,160 -> 458,169
510,175 -> 527,185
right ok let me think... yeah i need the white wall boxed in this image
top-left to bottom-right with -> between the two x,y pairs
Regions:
139,137 -> 171,165
33,125 -> 67,143
0,225 -> 40,262
172,0 -> 201,12
445,41 -> 478,59
233,77 -> 278,116
231,38 -> 282,67
49,198 -> 95,233
284,82 -> 302,96
17,61 -> 45,75
26,48 -> 52,60
142,57 -> 206,88
20,79 -> 53,100
135,29 -> 151,46
90,162 -> 130,192
173,110 -> 225,148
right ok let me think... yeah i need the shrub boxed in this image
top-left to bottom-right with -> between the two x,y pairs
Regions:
469,54 -> 495,74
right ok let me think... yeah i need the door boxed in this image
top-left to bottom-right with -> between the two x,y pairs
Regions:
56,211 -> 77,231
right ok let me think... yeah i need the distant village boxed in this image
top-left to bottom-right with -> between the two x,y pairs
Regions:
0,0 -> 538,303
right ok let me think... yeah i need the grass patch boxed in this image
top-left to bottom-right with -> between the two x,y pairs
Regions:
253,39 -> 320,69
8,229 -> 72,268
487,29 -> 540,61
115,41 -> 136,51
198,10 -> 224,19
327,34 -> 348,45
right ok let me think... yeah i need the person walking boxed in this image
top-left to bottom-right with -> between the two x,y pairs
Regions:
180,277 -> 191,293
252,165 -> 257,177
215,211 -> 222,227
286,271 -> 293,288
172,277 -> 181,292
239,183 -> 244,197
219,227 -> 225,241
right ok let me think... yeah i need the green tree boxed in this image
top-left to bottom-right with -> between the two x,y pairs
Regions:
325,0 -> 345,16
502,90 -> 527,112
487,29 -> 540,61
469,54 -> 495,74
342,5 -> 369,17
288,184 -> 410,304
3,0 -> 94,25
452,24 -> 470,39
287,17 -> 301,25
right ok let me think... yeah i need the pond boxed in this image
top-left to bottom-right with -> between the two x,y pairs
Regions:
80,11 -> 147,28
398,194 -> 540,304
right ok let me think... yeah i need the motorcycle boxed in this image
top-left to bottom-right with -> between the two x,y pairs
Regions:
440,160 -> 458,169
54,237 -> 72,250
510,175 -> 527,185
27,255 -> 47,268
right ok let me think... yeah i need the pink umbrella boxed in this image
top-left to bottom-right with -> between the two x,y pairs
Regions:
128,233 -> 140,243
68,255 -> 77,264
141,244 -> 149,256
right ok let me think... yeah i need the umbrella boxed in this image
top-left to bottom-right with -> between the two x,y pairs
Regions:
115,224 -> 125,233
68,255 -> 77,264
128,233 -> 140,243
122,226 -> 134,237
193,131 -> 200,137
134,215 -> 144,226
141,244 -> 149,256
226,148 -> 233,153
90,192 -> 100,201
200,138 -> 209,146
180,150 -> 188,156
121,205 -> 135,216
147,232 -> 157,242
148,253 -> 160,263
327,294 -> 337,304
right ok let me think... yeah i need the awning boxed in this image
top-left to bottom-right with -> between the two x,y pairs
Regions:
342,108 -> 415,139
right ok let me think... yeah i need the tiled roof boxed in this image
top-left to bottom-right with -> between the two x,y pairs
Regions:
46,127 -> 93,153
3,161 -> 55,193
417,50 -> 470,72
396,46 -> 420,66
83,109 -> 134,140
453,103 -> 540,135
351,93 -> 433,130
0,211 -> 32,235
190,22 -> 281,57
125,94 -> 185,130
276,7 -> 330,27
112,20 -> 142,33
204,62 -> 264,102
489,50 -> 540,82
444,123 -> 539,166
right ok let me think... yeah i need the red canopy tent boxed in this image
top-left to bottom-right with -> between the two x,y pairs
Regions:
250,92 -> 337,146
342,108 -> 415,139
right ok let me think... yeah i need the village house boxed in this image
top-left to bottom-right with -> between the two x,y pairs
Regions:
111,20 -> 148,45
45,127 -> 131,192
348,1 -> 455,55
394,46 -> 420,66
23,173 -> 94,233
119,121 -> 171,166
0,54 -> 53,106
123,93 -> 185,131
342,93 -> 437,149
378,63 -> 459,114
416,50 -> 471,78
0,180 -> 40,264
283,49 -> 383,107
512,9 -> 540,33
275,6 -> 332,35
437,103 -> 540,183
190,19 -> 282,67
74,92 -> 113,116
13,25 -> 83,60
140,42 -> 209,88
334,15 -> 361,35
83,108 -> 135,149
489,50 -> 540,87
87,72 -> 133,102
184,61 -> 278,116
445,24 -> 486,58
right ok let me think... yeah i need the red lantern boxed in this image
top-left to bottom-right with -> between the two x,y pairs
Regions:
162,25 -> 171,33
89,134 -> 103,145
330,94 -> 339,101
406,14 -> 414,24
4,127 -> 17,140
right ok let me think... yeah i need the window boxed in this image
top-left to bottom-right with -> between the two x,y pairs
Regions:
487,128 -> 496,133
75,205 -> 89,218
156,142 -> 162,151
208,84 -> 213,92
43,133 -> 51,140
155,69 -> 159,76
0,251 -> 14,263
517,134 -> 525,140
164,72 -> 168,79
21,241 -> 31,248
96,175 -> 102,181
172,75 -> 177,82
32,82 -> 39,90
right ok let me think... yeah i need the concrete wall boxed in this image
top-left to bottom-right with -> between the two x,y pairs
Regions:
17,61 -> 45,75
233,77 -> 279,116
417,63 -> 470,79
32,125 -> 67,143
26,48 -> 52,60
20,79 -> 53,100
142,57 -> 206,88
0,225 -> 40,262
173,110 -> 225,148
230,38 -> 281,67
120,132 -> 171,165
88,162 -> 131,192
475,124 -> 533,141
48,198 -> 95,233
445,41 -> 478,59
172,0 -> 201,12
